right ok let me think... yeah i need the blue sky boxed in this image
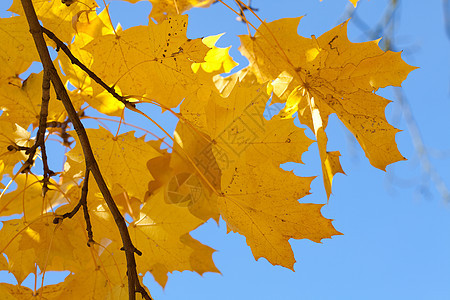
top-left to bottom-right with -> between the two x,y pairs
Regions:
1,0 -> 450,299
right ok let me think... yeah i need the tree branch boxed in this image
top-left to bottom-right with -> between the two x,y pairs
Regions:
19,1 -> 151,299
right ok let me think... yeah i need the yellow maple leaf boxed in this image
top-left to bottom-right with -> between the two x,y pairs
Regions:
18,216 -> 90,272
9,0 -> 98,44
0,175 -> 65,222
122,0 -> 215,23
0,220 -> 36,284
56,8 -> 126,116
176,82 -> 340,268
191,34 -> 238,74
204,85 -> 313,171
83,15 -> 209,108
0,16 -> 39,80
0,72 -> 76,129
131,188 -> 218,287
219,163 -> 341,268
41,243 -> 133,299
0,120 -> 31,178
147,148 -> 220,222
0,282 -> 64,299
180,82 -> 313,172
67,127 -> 161,200
239,17 -> 416,198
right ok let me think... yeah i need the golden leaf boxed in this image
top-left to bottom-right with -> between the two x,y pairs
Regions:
9,0 -> 98,44
0,72 -> 73,129
131,189 -> 218,287
67,127 -> 161,200
0,120 -> 31,178
219,162 -> 341,269
192,34 -> 238,74
240,17 -> 416,197
83,15 -> 209,108
139,0 -> 215,23
177,82 -> 339,268
0,16 -> 38,80
0,175 -> 64,222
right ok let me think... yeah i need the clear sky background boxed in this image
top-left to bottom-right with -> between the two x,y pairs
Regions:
1,0 -> 450,299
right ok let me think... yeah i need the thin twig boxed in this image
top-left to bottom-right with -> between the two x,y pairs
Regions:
56,170 -> 95,246
19,1 -> 151,299
40,70 -> 53,195
47,110 -> 85,147
41,26 -> 135,109
81,170 -> 94,246
21,69 -> 54,196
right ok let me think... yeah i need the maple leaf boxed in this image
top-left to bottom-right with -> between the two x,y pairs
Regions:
83,15 -> 209,108
30,235 -> 140,299
0,120 -> 31,178
9,0 -> 98,44
0,72 -> 78,129
177,81 -> 340,268
180,82 -> 313,172
18,215 -> 90,272
130,188 -> 218,287
57,8 -> 126,116
122,0 -> 215,23
0,282 -> 63,299
148,148 -> 220,222
0,220 -> 36,284
219,163 -> 341,268
191,34 -> 238,75
67,127 -> 161,200
0,175 -> 64,222
0,16 -> 39,80
0,195 -> 95,282
239,17 -> 417,198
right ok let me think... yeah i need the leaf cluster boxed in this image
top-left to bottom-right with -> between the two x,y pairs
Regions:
0,0 -> 415,298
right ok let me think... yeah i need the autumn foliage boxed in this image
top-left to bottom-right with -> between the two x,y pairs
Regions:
0,0 -> 416,298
